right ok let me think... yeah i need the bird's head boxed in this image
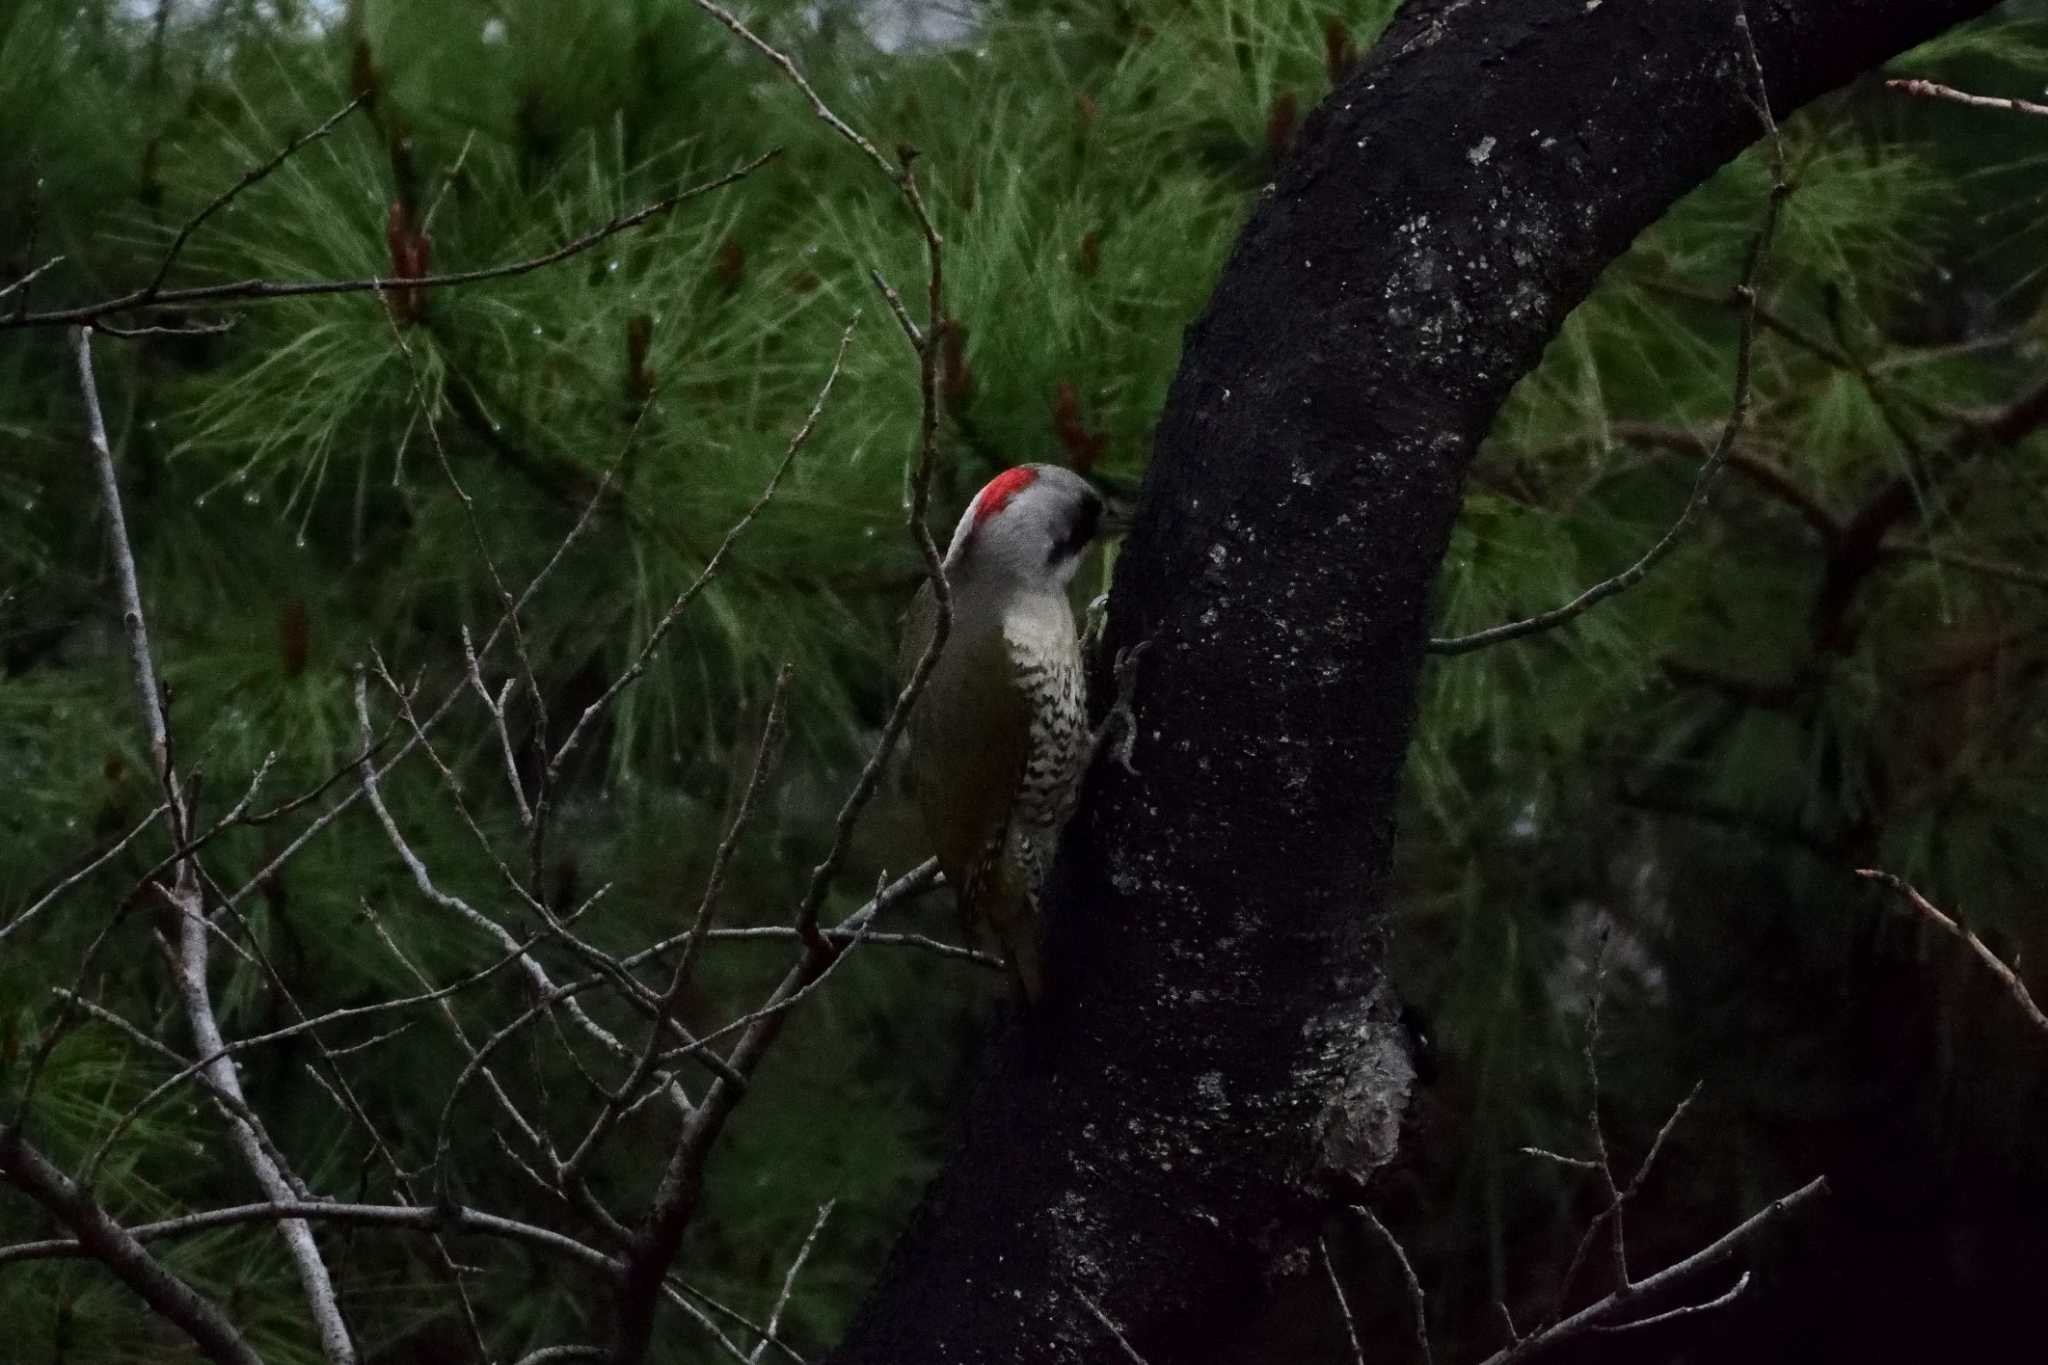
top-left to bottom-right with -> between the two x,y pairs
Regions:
942,464 -> 1109,592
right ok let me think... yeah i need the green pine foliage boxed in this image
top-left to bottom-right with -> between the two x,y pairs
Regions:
6,1 -> 2048,1360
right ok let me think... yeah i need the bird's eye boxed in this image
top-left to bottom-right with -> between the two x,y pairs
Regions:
1048,497 -> 1102,565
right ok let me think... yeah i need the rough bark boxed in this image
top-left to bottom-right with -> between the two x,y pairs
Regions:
826,2 -> 1999,1361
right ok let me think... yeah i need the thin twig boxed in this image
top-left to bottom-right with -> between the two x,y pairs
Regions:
868,266 -> 924,348
74,325 -> 357,1365
606,865 -> 931,1359
600,10 -> 951,1356
1354,1204 -> 1434,1365
222,406 -> 646,912
8,153 -> 780,330
686,0 -> 898,179
1074,1286 -> 1151,1365
0,1195 -> 622,1271
143,94 -> 370,300
363,654 -> 738,1098
74,894 -> 582,1182
1878,542 -> 2048,593
92,316 -> 239,338
748,1201 -> 835,1364
168,878 -> 358,1365
1888,77 -> 2048,118
351,672 -> 684,1123
0,799 -> 169,944
0,1132 -> 263,1365
547,316 -> 858,785
562,667 -> 795,1184
378,305 -> 552,879
1478,1178 -> 1827,1365
1518,1147 -> 1601,1172
1430,10 -> 1787,655
699,923 -> 996,968
1319,1238 -> 1367,1365
1858,869 -> 2048,1038
77,328 -> 173,787
0,254 -> 65,304
1594,1271 -> 1751,1335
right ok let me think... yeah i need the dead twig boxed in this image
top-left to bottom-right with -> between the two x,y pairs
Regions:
221,406 -> 645,913
1353,1205 -> 1434,1365
8,153 -> 779,331
0,1132 -> 264,1365
1477,1177 -> 1827,1365
558,667 -> 795,1185
1858,869 -> 2048,1038
0,255 -> 65,304
0,798 -> 170,944
70,326 -> 358,1365
547,315 -> 858,789
1430,9 -> 1787,655
1074,1286 -> 1151,1365
1888,77 -> 2048,118
747,1201 -> 835,1364
142,94 -> 370,301
1320,1237 -> 1367,1365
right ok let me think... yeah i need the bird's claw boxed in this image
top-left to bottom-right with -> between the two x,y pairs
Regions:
1082,592 -> 1112,654
1098,638 -> 1151,777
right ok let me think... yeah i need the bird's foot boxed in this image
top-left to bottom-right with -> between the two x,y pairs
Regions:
1091,638 -> 1151,776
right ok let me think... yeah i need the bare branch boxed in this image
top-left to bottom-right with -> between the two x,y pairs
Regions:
1602,422 -> 1843,540
700,922 -> 996,968
687,0 -> 898,180
168,880 -> 358,1365
0,254 -> 64,303
748,1201 -> 835,1364
1479,1177 -> 1828,1365
0,1195 -> 621,1272
72,887 -> 592,1181
1319,1238 -> 1366,1365
463,631 -> 534,826
143,94 -> 370,301
1517,1147 -> 1601,1172
1878,542 -> 2048,593
1074,1286 -> 1151,1365
548,315 -> 858,785
90,316 -> 240,339
1888,76 -> 2048,117
379,305 -> 551,876
351,673 -> 674,1110
562,666 -> 795,1184
791,161 -> 951,957
673,1283 -> 805,1365
221,407 -> 644,913
1595,1270 -> 1752,1335
1430,12 -> 1786,655
1546,951 -> 1702,1328
0,1132 -> 263,1365
868,266 -> 924,348
73,325 -> 357,1365
1858,869 -> 2048,1038
76,328 -> 173,789
1353,1204 -> 1434,1365
0,798 -> 169,944
9,153 -> 779,330
608,863 -> 932,1359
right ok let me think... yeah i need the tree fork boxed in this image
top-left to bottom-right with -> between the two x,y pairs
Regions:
827,2 -> 1998,1362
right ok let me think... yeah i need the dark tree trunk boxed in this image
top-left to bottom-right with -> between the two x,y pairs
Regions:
827,2 -> 1997,1361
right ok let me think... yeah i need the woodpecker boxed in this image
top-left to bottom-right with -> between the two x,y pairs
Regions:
899,464 -> 1106,1001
